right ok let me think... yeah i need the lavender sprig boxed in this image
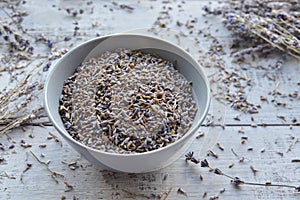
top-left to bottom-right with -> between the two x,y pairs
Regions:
185,152 -> 300,192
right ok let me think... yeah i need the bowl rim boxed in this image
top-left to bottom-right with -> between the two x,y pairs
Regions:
44,32 -> 211,157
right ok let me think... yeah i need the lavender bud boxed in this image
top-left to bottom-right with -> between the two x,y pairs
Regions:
200,159 -> 210,168
214,168 -> 223,175
231,177 -> 244,186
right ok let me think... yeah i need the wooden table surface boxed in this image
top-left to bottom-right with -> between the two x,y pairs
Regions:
1,1 -> 299,199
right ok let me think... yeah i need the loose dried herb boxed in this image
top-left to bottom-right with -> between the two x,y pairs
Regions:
59,48 -> 197,153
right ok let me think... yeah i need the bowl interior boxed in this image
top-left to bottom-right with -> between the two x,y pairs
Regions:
44,33 -> 210,155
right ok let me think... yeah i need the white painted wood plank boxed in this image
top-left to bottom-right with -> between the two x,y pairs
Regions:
1,0 -> 300,199
1,125 -> 299,200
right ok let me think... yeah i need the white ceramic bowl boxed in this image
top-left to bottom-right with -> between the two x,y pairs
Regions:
44,33 -> 210,173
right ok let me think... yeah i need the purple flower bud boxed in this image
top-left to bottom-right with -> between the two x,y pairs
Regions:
47,39 -> 54,48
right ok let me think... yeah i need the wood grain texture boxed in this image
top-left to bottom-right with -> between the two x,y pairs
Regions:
1,126 -> 299,200
0,0 -> 300,199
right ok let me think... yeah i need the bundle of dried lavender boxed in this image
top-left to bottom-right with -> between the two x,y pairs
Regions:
0,1 -> 68,135
204,0 -> 300,60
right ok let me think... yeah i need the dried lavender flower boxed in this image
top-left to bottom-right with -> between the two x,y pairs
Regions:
185,152 -> 200,164
185,153 -> 300,192
231,177 -> 244,186
59,49 -> 197,153
200,159 -> 210,168
213,168 -> 223,175
204,0 -> 300,60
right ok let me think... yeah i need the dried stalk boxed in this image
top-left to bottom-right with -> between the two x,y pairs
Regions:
30,150 -> 64,182
185,152 -> 300,192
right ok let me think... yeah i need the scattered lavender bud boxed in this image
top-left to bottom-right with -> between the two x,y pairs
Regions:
200,159 -> 210,168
